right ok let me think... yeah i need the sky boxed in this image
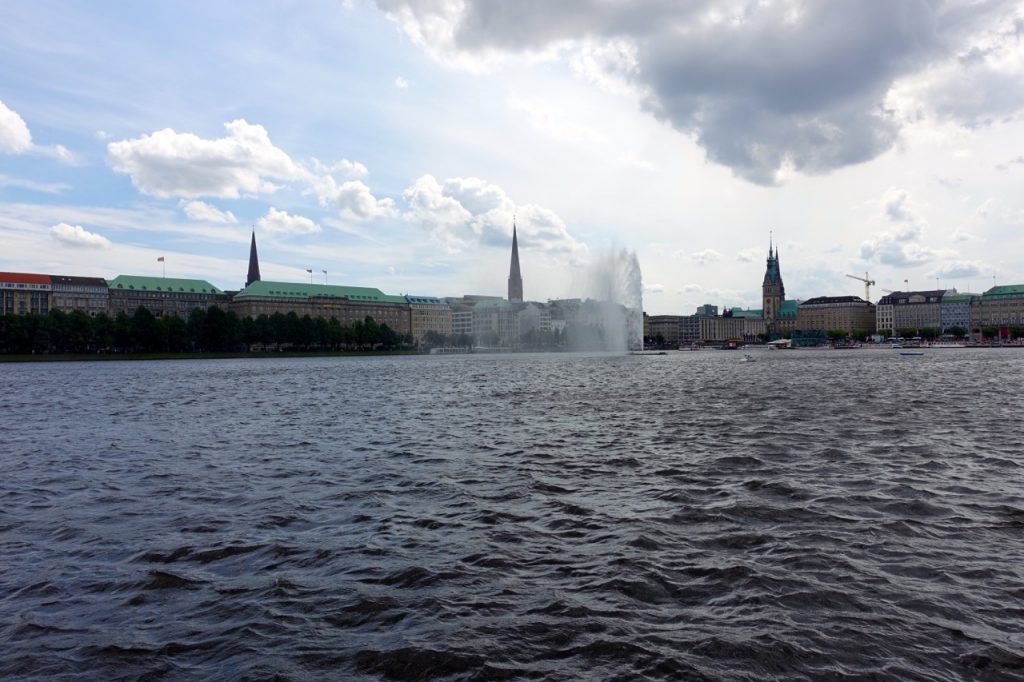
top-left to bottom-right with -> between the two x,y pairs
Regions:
1,0 -> 1022,314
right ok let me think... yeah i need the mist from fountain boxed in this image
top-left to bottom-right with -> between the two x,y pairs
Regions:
566,247 -> 644,352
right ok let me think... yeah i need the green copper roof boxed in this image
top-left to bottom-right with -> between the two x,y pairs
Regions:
982,284 -> 1024,299
730,307 -> 763,319
471,298 -> 518,310
942,293 -> 977,303
779,299 -> 799,318
234,280 -> 406,303
108,275 -> 223,294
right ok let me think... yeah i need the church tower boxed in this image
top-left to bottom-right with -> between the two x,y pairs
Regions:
508,222 -> 523,302
246,229 -> 262,288
762,235 -> 784,332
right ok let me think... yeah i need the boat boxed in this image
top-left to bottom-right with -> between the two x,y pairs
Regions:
899,351 -> 925,356
928,342 -> 967,348
740,354 -> 756,362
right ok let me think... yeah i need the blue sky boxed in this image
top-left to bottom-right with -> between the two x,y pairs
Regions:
2,1 -> 1023,313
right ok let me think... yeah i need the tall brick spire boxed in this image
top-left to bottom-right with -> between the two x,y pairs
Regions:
246,229 -> 261,287
508,221 -> 523,302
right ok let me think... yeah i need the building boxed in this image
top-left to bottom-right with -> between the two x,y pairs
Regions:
970,285 -> 1024,338
940,293 -> 977,334
50,275 -> 109,316
230,281 -> 412,335
406,295 -> 453,341
646,315 -> 688,346
107,275 -> 227,318
508,223 -> 523,302
878,290 -> 947,334
762,240 -> 785,336
246,230 -> 261,287
0,272 -> 51,315
796,295 -> 876,335
729,307 -> 767,341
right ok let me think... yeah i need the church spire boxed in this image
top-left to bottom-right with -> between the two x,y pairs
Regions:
508,219 -> 523,302
246,228 -> 261,287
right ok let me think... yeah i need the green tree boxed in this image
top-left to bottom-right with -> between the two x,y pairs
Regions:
948,326 -> 966,339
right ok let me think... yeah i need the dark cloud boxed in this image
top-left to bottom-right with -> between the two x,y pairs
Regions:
378,0 -> 1020,184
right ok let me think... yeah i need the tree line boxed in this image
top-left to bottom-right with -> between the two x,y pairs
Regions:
0,307 -> 411,354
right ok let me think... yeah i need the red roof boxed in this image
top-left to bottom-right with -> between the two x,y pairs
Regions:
0,272 -> 52,284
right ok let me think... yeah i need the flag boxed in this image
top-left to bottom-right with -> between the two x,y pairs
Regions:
157,256 -> 165,262
306,268 -> 313,273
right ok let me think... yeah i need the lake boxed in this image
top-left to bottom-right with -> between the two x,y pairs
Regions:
1,349 -> 1022,680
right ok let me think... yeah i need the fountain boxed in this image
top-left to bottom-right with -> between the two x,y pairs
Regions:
563,247 -> 644,352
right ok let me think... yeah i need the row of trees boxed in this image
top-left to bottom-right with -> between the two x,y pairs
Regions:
0,307 -> 411,355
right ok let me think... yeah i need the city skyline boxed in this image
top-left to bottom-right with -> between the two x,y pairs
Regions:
2,2 -> 1023,315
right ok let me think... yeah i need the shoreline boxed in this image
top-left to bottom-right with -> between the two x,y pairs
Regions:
0,350 -> 420,363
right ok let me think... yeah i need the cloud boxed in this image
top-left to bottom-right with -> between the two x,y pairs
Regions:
996,155 -> 1024,171
311,157 -> 368,178
507,96 -> 605,144
690,248 -> 721,265
860,235 -> 936,267
180,200 -> 237,224
933,261 -> 986,280
312,177 -> 397,220
951,227 -> 979,243
377,2 -> 1021,184
735,248 -> 760,263
395,76 -> 410,89
0,100 -> 76,163
643,283 -> 664,294
0,174 -> 70,194
49,222 -> 111,249
888,10 -> 1024,129
974,198 -> 995,219
107,119 -> 306,198
402,174 -> 586,261
679,283 -> 702,294
257,207 -> 321,236
0,100 -> 32,153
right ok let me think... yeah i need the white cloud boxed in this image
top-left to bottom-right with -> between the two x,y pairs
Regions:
933,261 -> 986,280
735,248 -> 760,263
860,235 -> 936,267
402,174 -> 587,261
395,76 -> 410,89
180,200 -> 237,224
690,248 -> 722,265
107,119 -> 307,198
49,222 -> 111,249
257,207 -> 321,236
311,157 -> 368,178
951,228 -> 980,243
643,283 -> 664,294
0,174 -> 70,194
0,101 -> 74,162
0,100 -> 32,153
974,197 -> 995,218
507,96 -> 606,144
312,177 -> 396,220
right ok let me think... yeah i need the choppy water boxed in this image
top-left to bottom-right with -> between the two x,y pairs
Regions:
2,349 -> 1023,680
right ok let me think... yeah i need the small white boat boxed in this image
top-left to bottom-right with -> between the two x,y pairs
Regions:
899,351 -> 925,356
740,354 -> 756,362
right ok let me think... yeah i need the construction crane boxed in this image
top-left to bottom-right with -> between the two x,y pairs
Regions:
846,272 -> 876,302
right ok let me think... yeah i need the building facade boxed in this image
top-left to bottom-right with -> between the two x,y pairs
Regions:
406,295 -> 453,341
508,224 -> 523,302
970,285 -> 1024,337
50,275 -> 109,316
879,290 -> 947,334
796,296 -> 876,335
108,275 -> 226,318
939,293 -> 976,333
0,272 -> 52,315
230,281 -> 412,335
762,242 -> 785,336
